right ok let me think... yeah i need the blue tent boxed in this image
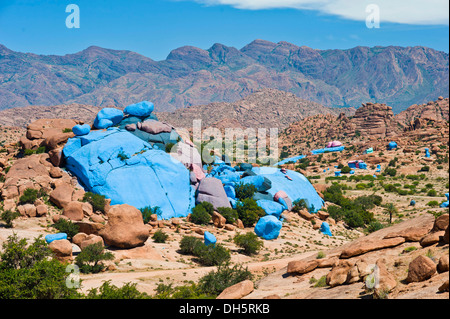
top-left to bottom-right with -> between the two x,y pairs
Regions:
63,127 -> 195,220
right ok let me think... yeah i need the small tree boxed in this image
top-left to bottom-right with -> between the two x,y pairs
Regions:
75,243 -> 114,274
233,232 -> 264,255
190,204 -> 211,225
19,188 -> 38,205
235,198 -> 265,227
383,203 -> 398,224
1,210 -> 20,228
52,218 -> 79,240
82,192 -> 106,213
234,182 -> 257,200
152,230 -> 169,243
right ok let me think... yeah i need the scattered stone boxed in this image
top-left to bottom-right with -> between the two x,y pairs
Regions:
216,280 -> 254,299
287,259 -> 319,275
437,255 -> 449,273
406,255 -> 437,283
99,204 -> 149,249
420,231 -> 445,247
49,239 -> 73,261
340,237 -> 405,259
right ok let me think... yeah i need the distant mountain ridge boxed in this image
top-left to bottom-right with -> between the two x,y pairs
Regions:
0,40 -> 448,113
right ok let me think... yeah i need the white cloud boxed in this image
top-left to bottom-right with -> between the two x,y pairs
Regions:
191,0 -> 449,25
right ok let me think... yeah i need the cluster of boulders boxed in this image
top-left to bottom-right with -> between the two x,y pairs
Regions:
285,213 -> 449,297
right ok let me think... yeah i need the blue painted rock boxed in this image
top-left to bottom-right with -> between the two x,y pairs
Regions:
93,108 -> 123,129
124,101 -> 154,118
72,124 -> 91,136
45,233 -> 68,244
254,215 -> 282,240
204,231 -> 216,247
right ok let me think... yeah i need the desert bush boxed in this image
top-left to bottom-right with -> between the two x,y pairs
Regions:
341,166 -> 352,174
384,167 -> 397,177
1,210 -> 20,228
0,233 -> 80,299
427,201 -> 439,207
179,236 -> 204,255
82,192 -> 106,213
292,199 -> 308,213
234,182 -> 257,200
19,188 -> 38,205
152,230 -> 169,243
75,242 -> 114,274
235,198 -> 265,227
427,189 -> 437,197
233,232 -> 264,255
419,166 -> 430,172
193,243 -> 231,266
190,204 -> 211,225
140,206 -> 161,223
367,221 -> 384,233
85,280 -> 150,299
198,262 -> 253,297
52,218 -> 79,239
216,207 -> 238,224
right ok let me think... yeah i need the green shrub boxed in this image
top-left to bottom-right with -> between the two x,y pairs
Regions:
140,206 -> 161,223
153,282 -> 209,299
19,188 -> 38,205
198,262 -> 253,297
384,167 -> 397,177
1,210 -> 20,228
52,218 -> 79,239
190,204 -> 211,225
341,166 -> 352,174
316,251 -> 326,259
313,276 -> 328,288
75,242 -> 114,274
233,232 -> 264,255
82,192 -> 106,213
419,166 -> 430,172
0,233 -> 81,299
86,280 -> 150,299
427,201 -> 439,207
234,182 -> 257,200
427,189 -> 437,197
199,201 -> 214,215
236,198 -> 265,227
193,243 -> 231,266
367,221 -> 384,233
152,230 -> 169,243
216,207 -> 238,224
292,199 -> 308,213
179,236 -> 204,255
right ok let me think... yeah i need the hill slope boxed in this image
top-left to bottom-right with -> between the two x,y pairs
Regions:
1,41 -> 448,113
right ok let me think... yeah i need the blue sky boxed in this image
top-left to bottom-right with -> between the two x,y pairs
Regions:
0,0 -> 448,61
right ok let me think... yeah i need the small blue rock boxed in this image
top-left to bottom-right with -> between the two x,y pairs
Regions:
94,108 -> 123,129
320,222 -> 333,236
72,124 -> 91,136
204,231 -> 216,247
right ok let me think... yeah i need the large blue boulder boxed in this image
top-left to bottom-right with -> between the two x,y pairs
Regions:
124,101 -> 154,118
257,199 -> 284,218
251,167 -> 324,213
204,231 -> 216,247
63,127 -> 195,220
240,175 -> 272,192
94,108 -> 124,129
72,124 -> 91,136
254,215 -> 282,240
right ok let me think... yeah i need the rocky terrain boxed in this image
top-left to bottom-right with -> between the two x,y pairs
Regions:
1,41 -> 448,113
156,88 -> 355,130
0,94 -> 448,300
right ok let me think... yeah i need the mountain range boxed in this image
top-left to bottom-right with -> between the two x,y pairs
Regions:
0,40 -> 448,113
